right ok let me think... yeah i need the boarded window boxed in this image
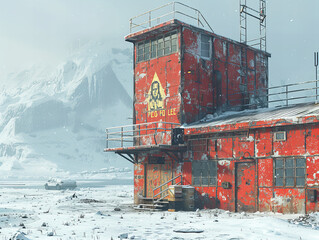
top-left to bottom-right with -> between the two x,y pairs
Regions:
192,161 -> 217,186
274,157 -> 305,187
201,34 -> 210,58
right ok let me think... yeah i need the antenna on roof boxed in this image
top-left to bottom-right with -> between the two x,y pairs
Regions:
315,52 -> 318,80
240,0 -> 266,51
315,52 -> 318,101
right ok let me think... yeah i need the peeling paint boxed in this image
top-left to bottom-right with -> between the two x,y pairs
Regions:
122,19 -> 319,214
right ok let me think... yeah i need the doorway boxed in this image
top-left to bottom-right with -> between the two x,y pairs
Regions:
235,161 -> 257,212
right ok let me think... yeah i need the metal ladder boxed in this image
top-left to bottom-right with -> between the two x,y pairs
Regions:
240,0 -> 267,52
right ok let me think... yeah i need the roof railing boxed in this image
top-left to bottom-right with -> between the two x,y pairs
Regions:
226,79 -> 319,110
129,2 -> 214,33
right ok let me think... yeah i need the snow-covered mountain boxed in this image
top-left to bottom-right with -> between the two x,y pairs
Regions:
0,41 -> 133,179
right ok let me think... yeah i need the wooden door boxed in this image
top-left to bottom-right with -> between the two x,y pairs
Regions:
236,162 -> 256,212
145,161 -> 173,199
146,164 -> 161,198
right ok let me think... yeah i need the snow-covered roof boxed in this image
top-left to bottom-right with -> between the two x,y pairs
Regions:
184,102 -> 319,130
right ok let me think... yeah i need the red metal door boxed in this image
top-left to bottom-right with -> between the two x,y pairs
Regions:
236,162 -> 256,212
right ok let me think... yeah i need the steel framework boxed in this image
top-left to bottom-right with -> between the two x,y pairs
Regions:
240,0 -> 266,52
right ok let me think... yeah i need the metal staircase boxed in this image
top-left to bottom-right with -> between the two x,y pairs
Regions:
135,174 -> 183,211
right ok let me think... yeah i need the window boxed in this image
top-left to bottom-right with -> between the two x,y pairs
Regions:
171,33 -> 177,52
164,35 -> 171,55
136,31 -> 178,62
201,34 -> 211,58
274,131 -> 286,141
192,161 -> 217,186
157,37 -> 164,57
144,41 -> 150,61
274,157 -> 306,187
151,39 -> 157,58
137,43 -> 144,62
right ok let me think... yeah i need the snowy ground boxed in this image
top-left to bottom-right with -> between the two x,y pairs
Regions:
1,181 -> 319,240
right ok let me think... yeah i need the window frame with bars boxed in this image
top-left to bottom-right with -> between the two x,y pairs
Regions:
136,31 -> 178,63
192,160 -> 217,187
273,157 -> 306,188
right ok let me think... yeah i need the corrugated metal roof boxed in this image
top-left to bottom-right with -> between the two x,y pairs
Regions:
184,103 -> 319,129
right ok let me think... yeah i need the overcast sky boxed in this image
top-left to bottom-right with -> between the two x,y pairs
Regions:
0,0 -> 319,85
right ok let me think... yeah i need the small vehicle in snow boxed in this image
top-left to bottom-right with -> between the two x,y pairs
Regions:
44,179 -> 77,190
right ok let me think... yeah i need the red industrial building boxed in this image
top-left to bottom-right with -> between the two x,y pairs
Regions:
105,2 -> 319,213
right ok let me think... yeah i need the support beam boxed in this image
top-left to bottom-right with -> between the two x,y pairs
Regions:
164,151 -> 183,163
117,153 -> 135,164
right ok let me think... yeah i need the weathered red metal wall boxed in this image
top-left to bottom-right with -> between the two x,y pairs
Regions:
134,161 -> 145,204
126,21 -> 317,213
183,123 -> 319,213
181,28 -> 213,123
181,26 -> 269,124
133,28 -> 182,146
132,26 -> 184,202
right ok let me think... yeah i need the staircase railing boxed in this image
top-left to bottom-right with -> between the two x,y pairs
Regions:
153,174 -> 183,203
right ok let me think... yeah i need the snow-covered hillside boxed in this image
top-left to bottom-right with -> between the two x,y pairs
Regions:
0,42 -> 133,178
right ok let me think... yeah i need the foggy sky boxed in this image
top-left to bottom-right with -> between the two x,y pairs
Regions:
0,0 -> 319,85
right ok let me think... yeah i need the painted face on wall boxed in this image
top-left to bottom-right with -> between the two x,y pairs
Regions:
151,82 -> 160,100
147,73 -> 165,111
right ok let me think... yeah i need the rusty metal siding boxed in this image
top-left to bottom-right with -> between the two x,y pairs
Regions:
306,156 -> 319,212
233,134 -> 255,159
133,27 -> 182,147
272,189 -> 306,214
134,162 -> 145,204
307,156 -> 319,187
273,128 -> 306,156
217,138 -> 233,159
182,162 -> 192,185
183,121 -> 319,213
255,129 -> 272,157
258,188 -> 272,212
217,160 -> 235,211
127,20 -> 319,214
194,186 -> 217,209
258,158 -> 273,187
180,26 -> 269,124
306,125 -> 319,155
